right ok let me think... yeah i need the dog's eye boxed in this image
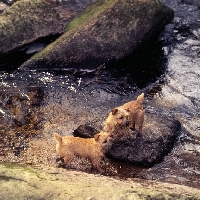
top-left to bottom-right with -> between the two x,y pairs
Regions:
119,116 -> 124,119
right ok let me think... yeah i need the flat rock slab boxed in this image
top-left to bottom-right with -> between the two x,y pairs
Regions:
0,163 -> 199,199
0,0 -> 63,54
21,0 -> 174,69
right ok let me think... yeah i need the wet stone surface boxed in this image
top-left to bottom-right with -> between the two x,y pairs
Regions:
75,112 -> 182,167
107,113 -> 181,166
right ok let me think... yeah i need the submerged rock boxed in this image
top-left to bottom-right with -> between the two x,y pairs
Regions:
0,0 -> 63,55
21,0 -> 174,69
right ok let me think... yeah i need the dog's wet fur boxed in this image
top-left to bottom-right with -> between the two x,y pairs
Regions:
104,107 -> 132,139
120,93 -> 144,134
54,132 -> 111,172
104,93 -> 144,139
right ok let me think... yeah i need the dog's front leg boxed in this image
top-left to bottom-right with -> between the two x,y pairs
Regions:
92,157 -> 105,173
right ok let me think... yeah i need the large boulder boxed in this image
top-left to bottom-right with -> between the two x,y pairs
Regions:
21,0 -> 174,69
0,0 -> 63,55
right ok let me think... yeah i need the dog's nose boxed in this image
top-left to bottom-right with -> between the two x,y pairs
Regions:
126,121 -> 129,126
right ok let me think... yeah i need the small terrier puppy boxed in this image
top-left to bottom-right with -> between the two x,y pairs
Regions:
54,132 -> 110,172
104,107 -> 132,139
120,93 -> 145,134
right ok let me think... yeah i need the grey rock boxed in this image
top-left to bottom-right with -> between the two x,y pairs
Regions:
0,0 -> 63,55
21,0 -> 174,69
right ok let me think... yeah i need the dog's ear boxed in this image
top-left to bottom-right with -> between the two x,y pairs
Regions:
136,93 -> 144,104
94,133 -> 100,141
54,133 -> 62,145
111,108 -> 118,115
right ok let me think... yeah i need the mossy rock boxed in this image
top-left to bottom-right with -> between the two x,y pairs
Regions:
0,162 -> 200,199
21,0 -> 174,69
0,0 -> 63,54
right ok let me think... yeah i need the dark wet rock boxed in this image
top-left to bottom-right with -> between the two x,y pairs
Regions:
76,111 -> 181,167
21,0 -> 174,69
0,0 -> 63,56
73,124 -> 98,138
106,112 -> 181,166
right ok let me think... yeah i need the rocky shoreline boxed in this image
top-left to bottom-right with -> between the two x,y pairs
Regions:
1,162 -> 200,199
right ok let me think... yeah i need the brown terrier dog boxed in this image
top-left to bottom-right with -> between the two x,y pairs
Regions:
120,93 -> 145,134
54,132 -> 110,172
104,107 -> 132,139
104,93 -> 144,139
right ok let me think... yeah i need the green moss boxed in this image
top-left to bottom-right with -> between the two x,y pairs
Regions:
65,0 -> 116,32
2,162 -> 21,169
0,163 -> 199,199
2,162 -> 45,180
26,0 -> 116,61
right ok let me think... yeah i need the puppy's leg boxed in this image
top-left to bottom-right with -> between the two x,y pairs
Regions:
137,109 -> 145,134
130,114 -> 136,131
138,124 -> 142,134
63,153 -> 74,168
132,120 -> 136,130
92,156 -> 105,173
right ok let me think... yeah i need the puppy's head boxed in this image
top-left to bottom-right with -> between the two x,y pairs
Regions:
94,132 -> 111,150
105,107 -> 130,130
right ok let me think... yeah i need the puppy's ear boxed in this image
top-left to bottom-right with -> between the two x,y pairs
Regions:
94,133 -> 100,141
111,108 -> 118,115
54,133 -> 62,145
136,93 -> 144,104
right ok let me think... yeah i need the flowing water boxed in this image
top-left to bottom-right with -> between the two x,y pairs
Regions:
0,0 -> 200,188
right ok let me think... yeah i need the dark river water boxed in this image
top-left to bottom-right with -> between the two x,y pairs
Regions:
0,0 -> 200,189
